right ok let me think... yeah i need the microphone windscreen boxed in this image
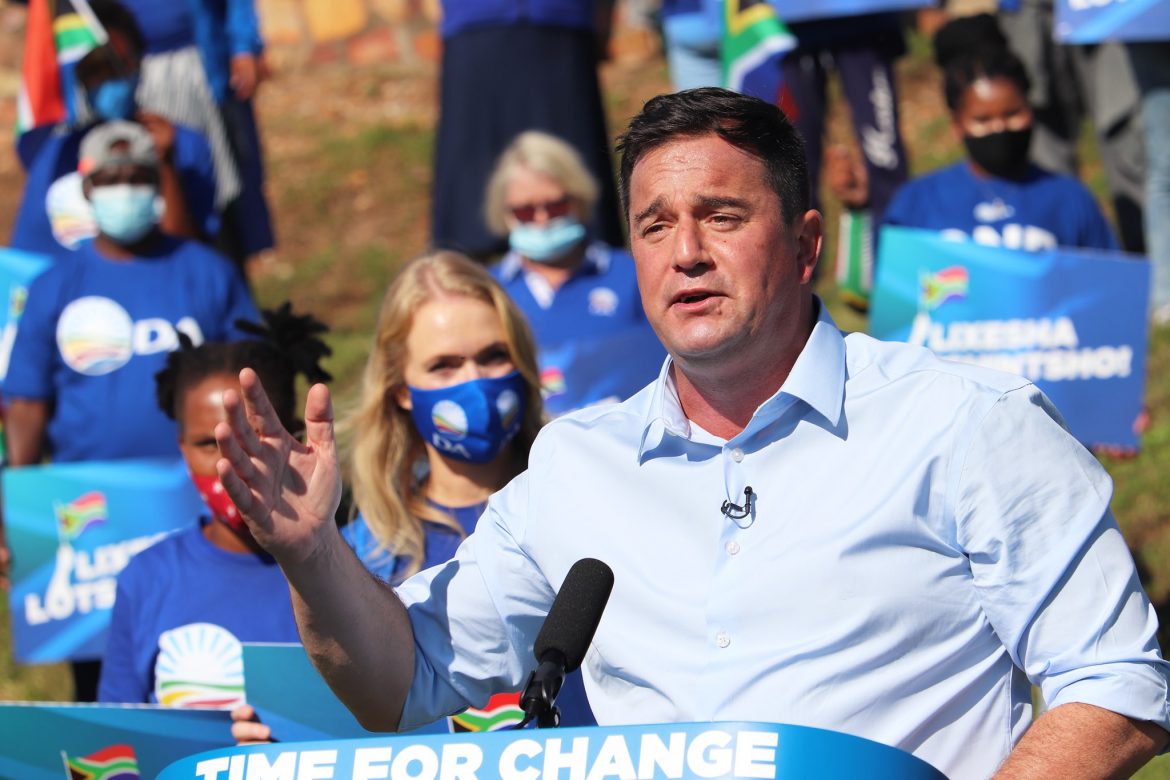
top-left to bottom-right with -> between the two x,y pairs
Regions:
533,558 -> 614,673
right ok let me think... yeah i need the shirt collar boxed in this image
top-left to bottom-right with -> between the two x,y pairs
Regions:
637,299 -> 846,461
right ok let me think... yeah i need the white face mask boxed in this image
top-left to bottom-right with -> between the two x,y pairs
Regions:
89,184 -> 162,244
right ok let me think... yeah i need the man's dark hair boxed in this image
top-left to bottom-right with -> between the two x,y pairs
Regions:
88,0 -> 147,60
943,46 -> 1031,113
616,88 -> 810,223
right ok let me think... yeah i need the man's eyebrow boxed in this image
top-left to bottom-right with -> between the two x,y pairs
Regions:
633,197 -> 666,224
696,195 -> 751,211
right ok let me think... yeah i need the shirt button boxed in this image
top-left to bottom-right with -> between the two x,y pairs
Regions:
716,632 -> 731,648
730,448 -> 744,462
726,541 -> 741,556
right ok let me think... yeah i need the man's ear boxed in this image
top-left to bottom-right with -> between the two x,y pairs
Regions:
796,209 -> 824,285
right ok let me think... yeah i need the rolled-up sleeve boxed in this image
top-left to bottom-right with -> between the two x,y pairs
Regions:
394,471 -> 555,730
956,385 -> 1170,731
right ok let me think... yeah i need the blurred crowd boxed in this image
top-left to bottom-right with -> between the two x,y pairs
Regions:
0,0 -> 1166,731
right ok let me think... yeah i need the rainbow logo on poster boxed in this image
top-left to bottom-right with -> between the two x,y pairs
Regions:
540,366 -> 566,398
54,491 -> 108,541
920,266 -> 969,310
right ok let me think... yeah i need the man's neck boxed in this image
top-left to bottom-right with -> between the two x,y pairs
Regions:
673,302 -> 817,441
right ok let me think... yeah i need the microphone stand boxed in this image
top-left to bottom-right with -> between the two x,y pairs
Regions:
515,652 -> 566,729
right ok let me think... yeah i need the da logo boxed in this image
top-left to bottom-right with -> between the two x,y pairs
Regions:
541,366 -> 566,398
65,743 -> 139,779
55,491 -> 108,542
919,266 -> 969,311
588,287 -> 619,316
154,623 -> 245,709
56,296 -> 205,375
449,691 -> 524,732
497,388 -> 520,430
431,400 -> 468,440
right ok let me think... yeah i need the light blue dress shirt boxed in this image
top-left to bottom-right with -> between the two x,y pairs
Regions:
395,302 -> 1170,780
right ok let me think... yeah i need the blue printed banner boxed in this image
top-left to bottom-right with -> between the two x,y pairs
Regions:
159,721 -> 947,780
870,227 -> 1149,448
770,0 -> 931,23
0,246 -> 51,383
539,325 -> 665,417
5,459 -> 205,663
0,706 -> 232,776
1055,0 -> 1170,42
0,702 -> 231,780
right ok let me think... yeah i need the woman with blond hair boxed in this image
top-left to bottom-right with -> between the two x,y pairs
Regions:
340,250 -> 544,585
486,131 -> 661,414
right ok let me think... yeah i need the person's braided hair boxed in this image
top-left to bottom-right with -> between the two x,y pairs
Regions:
155,302 -> 332,434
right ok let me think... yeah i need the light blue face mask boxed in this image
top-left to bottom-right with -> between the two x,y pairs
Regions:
89,184 -> 160,245
509,216 -> 586,262
89,75 -> 139,121
408,372 -> 526,464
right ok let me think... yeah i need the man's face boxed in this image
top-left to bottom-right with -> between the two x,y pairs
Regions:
627,133 -> 820,372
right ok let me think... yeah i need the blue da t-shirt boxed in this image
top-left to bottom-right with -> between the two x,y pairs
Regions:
3,236 -> 257,463
342,501 -> 482,587
11,123 -> 218,256
492,242 -> 647,350
98,523 -> 299,705
882,162 -> 1119,252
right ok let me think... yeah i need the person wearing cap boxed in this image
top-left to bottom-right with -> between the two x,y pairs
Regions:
11,0 -> 218,257
0,121 -> 257,700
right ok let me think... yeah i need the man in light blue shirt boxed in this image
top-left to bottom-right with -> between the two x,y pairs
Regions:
217,88 -> 1170,778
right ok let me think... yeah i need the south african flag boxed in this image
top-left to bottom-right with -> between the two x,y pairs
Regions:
63,744 -> 139,780
54,491 -> 108,541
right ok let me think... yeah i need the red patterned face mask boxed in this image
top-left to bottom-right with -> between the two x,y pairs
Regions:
190,473 -> 248,535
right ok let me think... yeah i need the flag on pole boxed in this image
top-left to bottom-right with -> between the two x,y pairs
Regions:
721,0 -> 795,102
16,0 -> 106,139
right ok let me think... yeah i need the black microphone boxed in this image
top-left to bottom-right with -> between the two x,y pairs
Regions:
517,558 -> 614,728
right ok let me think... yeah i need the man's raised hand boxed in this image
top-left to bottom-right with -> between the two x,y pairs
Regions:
214,368 -> 342,564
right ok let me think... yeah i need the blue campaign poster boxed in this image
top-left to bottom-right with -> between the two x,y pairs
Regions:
0,246 -> 51,383
0,702 -> 231,779
539,325 -> 665,418
5,459 -> 206,663
870,227 -> 1149,448
1055,0 -> 1170,43
158,721 -> 948,780
771,0 -> 932,23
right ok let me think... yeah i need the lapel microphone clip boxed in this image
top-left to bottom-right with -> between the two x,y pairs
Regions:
721,486 -> 754,520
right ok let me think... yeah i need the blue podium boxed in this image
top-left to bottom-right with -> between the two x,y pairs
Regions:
158,721 -> 947,779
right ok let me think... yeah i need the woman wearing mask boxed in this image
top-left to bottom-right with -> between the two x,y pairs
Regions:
98,305 -> 331,705
232,251 -> 595,740
485,132 -> 647,351
829,30 -> 1118,254
339,251 -> 544,587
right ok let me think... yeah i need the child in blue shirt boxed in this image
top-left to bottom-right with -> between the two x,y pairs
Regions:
97,305 -> 331,706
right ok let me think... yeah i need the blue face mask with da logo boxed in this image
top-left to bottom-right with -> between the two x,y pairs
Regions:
408,371 -> 526,464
